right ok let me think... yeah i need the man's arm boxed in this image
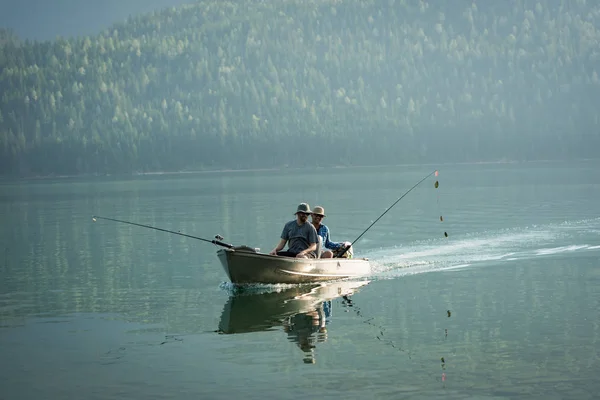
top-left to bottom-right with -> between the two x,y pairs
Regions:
269,238 -> 287,255
296,242 -> 317,258
323,226 -> 342,250
296,224 -> 319,258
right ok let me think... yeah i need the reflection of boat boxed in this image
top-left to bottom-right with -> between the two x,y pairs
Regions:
218,280 -> 369,334
218,280 -> 369,363
217,246 -> 371,285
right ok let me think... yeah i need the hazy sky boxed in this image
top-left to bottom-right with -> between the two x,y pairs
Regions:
0,0 -> 190,41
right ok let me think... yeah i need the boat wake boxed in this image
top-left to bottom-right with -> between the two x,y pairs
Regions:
219,281 -> 300,296
365,217 -> 600,280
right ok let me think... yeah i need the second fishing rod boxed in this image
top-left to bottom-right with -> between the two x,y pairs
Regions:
335,170 -> 438,258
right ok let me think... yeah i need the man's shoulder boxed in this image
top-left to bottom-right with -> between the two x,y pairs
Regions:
307,222 -> 318,232
283,220 -> 297,229
316,224 -> 328,234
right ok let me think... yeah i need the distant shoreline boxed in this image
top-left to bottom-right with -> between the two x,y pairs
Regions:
1,158 -> 599,182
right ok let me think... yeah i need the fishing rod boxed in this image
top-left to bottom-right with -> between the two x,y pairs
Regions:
91,215 -> 234,249
335,170 -> 438,258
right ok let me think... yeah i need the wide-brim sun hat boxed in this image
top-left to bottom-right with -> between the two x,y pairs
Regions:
312,206 -> 326,217
295,203 -> 312,214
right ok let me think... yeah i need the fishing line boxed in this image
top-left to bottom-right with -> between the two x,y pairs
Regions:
336,169 -> 438,258
340,295 -> 414,360
341,294 -> 455,384
434,170 -> 448,239
91,215 -> 234,249
434,170 -> 452,385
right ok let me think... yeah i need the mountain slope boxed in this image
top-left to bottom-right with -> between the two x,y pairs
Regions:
1,0 -> 599,176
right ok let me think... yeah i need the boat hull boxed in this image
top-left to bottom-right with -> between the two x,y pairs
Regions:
217,247 -> 371,284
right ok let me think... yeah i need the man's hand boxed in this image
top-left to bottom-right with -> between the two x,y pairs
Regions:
269,249 -> 278,255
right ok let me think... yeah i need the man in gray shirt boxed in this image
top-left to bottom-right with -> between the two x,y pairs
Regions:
269,203 -> 319,258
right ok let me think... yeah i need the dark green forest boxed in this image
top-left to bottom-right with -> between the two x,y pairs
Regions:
1,0 -> 599,176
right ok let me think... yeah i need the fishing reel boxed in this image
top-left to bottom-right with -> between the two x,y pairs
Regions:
214,234 -> 224,241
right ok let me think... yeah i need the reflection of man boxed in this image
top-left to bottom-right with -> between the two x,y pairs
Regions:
323,300 -> 332,323
283,303 -> 328,364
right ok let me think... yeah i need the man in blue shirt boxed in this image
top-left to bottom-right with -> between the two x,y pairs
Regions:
310,206 -> 352,258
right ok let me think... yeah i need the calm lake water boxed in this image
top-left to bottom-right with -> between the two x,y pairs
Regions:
1,161 -> 599,399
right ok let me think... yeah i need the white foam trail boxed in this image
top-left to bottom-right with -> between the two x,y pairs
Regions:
219,281 -> 298,295
372,262 -> 475,281
364,217 -> 600,280
535,245 -> 589,256
366,229 -> 553,269
437,263 -> 472,271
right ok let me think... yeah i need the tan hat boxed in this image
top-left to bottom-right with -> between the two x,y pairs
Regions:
312,206 -> 326,217
295,203 -> 312,214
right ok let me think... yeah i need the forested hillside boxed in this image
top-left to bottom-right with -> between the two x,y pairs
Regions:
1,0 -> 599,176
